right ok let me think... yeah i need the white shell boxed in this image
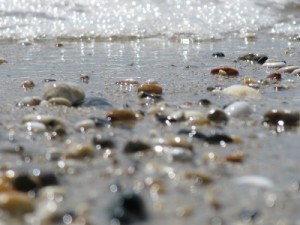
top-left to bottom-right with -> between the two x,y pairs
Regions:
25,121 -> 47,133
233,175 -> 274,188
221,85 -> 259,97
224,101 -> 253,118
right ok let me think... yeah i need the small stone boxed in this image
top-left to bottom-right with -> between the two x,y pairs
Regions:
266,72 -> 282,80
205,133 -> 233,145
80,74 -> 90,83
92,135 -> 115,149
55,42 -> 64,47
263,59 -> 286,68
238,53 -> 268,64
116,79 -> 139,86
198,99 -> 211,107
185,171 -> 213,184
0,58 -> 8,64
225,151 -> 245,163
212,52 -> 225,58
221,85 -> 259,97
81,97 -> 112,109
106,109 -> 137,122
18,96 -> 42,107
138,83 -> 163,98
277,66 -> 300,73
25,121 -> 47,133
48,97 -> 72,107
207,109 -> 228,124
163,147 -> 193,161
211,67 -> 239,76
65,144 -> 95,159
123,140 -> 151,154
43,82 -> 85,106
75,119 -> 96,132
0,191 -> 34,214
110,192 -> 148,224
21,80 -> 35,90
242,77 -> 259,86
263,109 -> 300,127
166,137 -> 193,151
224,101 -> 252,118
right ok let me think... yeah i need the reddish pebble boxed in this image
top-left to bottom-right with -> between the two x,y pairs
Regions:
211,67 -> 239,76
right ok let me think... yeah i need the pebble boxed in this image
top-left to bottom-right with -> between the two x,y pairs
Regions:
92,135 -> 115,149
106,109 -> 137,122
205,133 -> 233,145
266,72 -> 282,81
47,97 -> 72,107
21,80 -> 35,90
123,140 -> 151,154
80,74 -> 90,83
291,68 -> 300,76
75,119 -> 96,132
233,175 -> 274,188
198,99 -> 211,107
25,121 -> 47,133
263,109 -> 300,127
137,83 -> 163,98
224,101 -> 253,118
225,151 -> 245,163
210,67 -> 239,76
263,59 -> 286,68
0,191 -> 34,214
0,58 -> 8,64
110,192 -> 148,224
207,109 -> 228,124
166,137 -> 193,151
18,96 -> 42,107
64,144 -> 96,159
221,85 -> 260,97
43,83 -> 85,106
185,171 -> 213,185
81,97 -> 112,109
212,52 -> 225,58
238,53 -> 268,64
277,66 -> 299,73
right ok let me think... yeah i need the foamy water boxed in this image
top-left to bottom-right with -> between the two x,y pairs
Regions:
0,0 -> 299,41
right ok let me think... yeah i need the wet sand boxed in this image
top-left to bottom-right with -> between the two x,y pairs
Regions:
0,36 -> 300,224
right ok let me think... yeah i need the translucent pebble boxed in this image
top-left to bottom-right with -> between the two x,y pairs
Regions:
224,101 -> 253,118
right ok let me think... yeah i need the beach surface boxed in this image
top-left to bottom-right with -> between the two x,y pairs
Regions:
0,35 -> 300,224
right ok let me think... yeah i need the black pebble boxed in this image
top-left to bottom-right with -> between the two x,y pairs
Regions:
205,134 -> 233,144
123,141 -> 151,154
12,175 -> 37,192
110,192 -> 148,224
198,99 -> 211,107
212,52 -> 225,57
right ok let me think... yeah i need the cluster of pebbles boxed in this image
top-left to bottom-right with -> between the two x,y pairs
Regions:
0,47 -> 300,225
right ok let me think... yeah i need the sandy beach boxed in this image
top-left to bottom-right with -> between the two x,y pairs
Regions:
0,35 -> 300,224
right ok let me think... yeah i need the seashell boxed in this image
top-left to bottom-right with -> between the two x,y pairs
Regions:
185,171 -> 213,184
138,83 -> 163,98
48,97 -> 72,107
263,109 -> 300,127
18,96 -> 42,107
291,68 -> 300,76
233,175 -> 274,188
266,72 -> 281,80
210,67 -> 239,76
238,53 -> 268,64
43,82 -> 85,106
207,109 -> 228,124
75,119 -> 96,132
106,109 -> 137,122
110,192 -> 148,224
116,79 -> 139,86
0,191 -> 34,214
221,85 -> 259,97
64,144 -> 95,159
212,52 -> 225,58
81,97 -> 112,109
0,58 -> 8,64
21,80 -> 35,90
277,66 -> 300,73
263,59 -> 286,68
123,140 -> 151,154
25,121 -> 47,133
224,101 -> 253,118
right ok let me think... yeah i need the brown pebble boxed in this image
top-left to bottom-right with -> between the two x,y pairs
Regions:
267,72 -> 282,80
80,75 -> 90,83
0,58 -> 8,64
65,144 -> 95,159
138,83 -> 163,95
263,109 -> 300,127
225,151 -> 245,163
106,109 -> 137,122
0,191 -> 34,214
211,67 -> 239,76
166,137 -> 193,151
21,80 -> 35,90
55,42 -> 64,47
